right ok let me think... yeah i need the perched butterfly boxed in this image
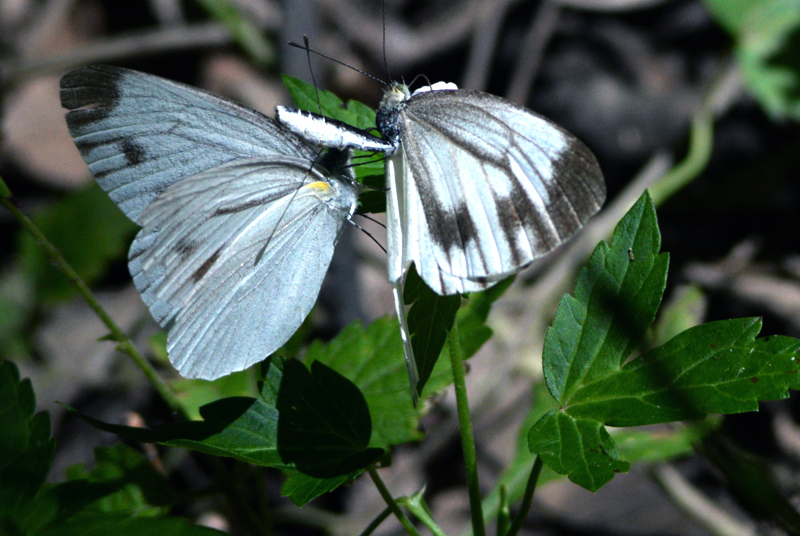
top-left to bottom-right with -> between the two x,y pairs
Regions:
277,80 -> 605,399
60,66 -> 359,380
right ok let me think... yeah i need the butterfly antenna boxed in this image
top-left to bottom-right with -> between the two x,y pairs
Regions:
407,73 -> 432,90
302,35 -> 324,114
288,40 -> 388,87
356,212 -> 387,229
348,216 -> 386,253
382,0 -> 392,82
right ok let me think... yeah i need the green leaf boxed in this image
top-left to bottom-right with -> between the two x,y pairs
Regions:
269,358 -> 383,478
705,0 -> 800,120
18,182 -> 137,302
280,471 -> 357,506
404,266 -> 461,395
68,356 -> 381,478
529,191 -> 800,491
64,444 -> 177,516
0,361 -> 55,512
542,191 -> 668,405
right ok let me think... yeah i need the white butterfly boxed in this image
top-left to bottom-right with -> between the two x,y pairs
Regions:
277,80 -> 605,398
60,66 -> 359,380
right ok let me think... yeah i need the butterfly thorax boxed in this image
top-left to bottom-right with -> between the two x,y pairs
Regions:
376,84 -> 410,149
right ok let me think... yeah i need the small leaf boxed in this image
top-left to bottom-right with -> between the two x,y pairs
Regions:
64,444 -> 177,516
404,266 -> 461,395
68,357 -> 381,480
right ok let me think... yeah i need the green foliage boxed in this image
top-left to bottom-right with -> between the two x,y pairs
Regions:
529,192 -> 800,491
705,0 -> 800,120
0,361 -> 223,536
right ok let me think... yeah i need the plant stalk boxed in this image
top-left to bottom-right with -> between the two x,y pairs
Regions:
367,465 -> 421,536
505,456 -> 543,536
448,322 -> 486,536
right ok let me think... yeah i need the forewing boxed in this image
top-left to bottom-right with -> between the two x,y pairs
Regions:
398,89 -> 605,290
60,65 -> 317,222
128,157 -> 356,380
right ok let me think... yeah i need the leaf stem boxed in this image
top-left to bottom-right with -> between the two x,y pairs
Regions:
505,456 -> 543,536
367,465 -> 420,536
448,321 -> 486,536
0,190 -> 186,418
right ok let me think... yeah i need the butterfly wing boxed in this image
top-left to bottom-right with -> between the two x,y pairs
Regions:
60,65 -> 317,223
128,157 -> 358,380
390,89 -> 605,295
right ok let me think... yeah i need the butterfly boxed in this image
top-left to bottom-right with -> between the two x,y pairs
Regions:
60,65 -> 359,380
276,80 -> 605,399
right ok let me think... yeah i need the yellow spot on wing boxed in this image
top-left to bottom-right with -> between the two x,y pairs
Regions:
305,181 -> 332,194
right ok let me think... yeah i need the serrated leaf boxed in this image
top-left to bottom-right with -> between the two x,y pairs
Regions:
543,191 -> 668,405
530,191 -> 800,491
18,182 -> 137,302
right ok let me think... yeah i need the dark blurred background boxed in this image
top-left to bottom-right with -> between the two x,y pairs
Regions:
2,0 -> 800,534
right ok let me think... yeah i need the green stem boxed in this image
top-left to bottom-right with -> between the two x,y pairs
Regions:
505,456 -> 543,536
0,192 -> 185,417
367,465 -> 420,536
358,507 -> 392,536
448,322 -> 486,536
649,106 -> 714,206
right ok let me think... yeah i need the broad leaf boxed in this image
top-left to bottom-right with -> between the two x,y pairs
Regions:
69,357 -> 381,480
530,192 -> 800,491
